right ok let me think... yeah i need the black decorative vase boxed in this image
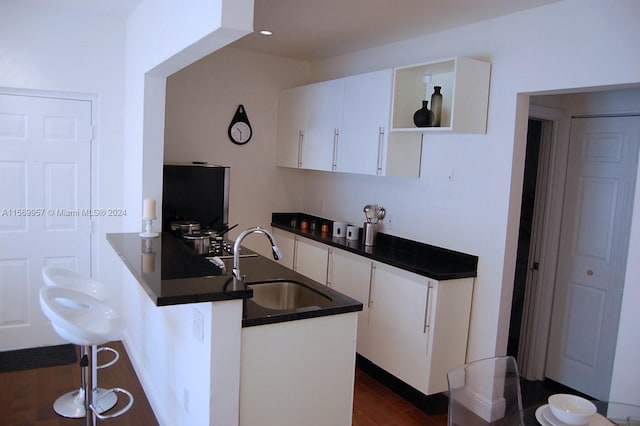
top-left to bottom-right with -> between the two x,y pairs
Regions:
413,100 -> 432,127
430,86 -> 443,127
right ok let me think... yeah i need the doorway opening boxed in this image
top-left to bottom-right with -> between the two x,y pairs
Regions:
505,113 -> 589,403
507,93 -> 640,399
507,118 -> 543,358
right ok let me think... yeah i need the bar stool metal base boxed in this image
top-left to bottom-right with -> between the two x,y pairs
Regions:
53,388 -> 118,418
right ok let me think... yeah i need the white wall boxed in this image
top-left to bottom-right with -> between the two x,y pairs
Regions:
0,0 -> 127,305
305,0 -> 640,402
163,47 -> 309,256
120,1 -> 254,425
165,0 -> 640,404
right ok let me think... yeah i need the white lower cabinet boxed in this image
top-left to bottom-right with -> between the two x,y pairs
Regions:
367,263 -> 473,394
367,262 -> 431,392
272,228 -> 296,270
272,228 -> 329,284
276,229 -> 474,395
294,238 -> 329,284
328,247 -> 374,357
240,312 -> 358,426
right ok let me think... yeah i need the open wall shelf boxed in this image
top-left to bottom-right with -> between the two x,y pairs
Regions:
391,57 -> 490,134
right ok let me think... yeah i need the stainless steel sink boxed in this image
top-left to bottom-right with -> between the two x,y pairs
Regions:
247,279 -> 332,310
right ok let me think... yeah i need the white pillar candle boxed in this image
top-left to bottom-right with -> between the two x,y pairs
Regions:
142,198 -> 156,219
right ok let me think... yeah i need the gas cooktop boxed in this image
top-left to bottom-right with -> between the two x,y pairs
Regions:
207,239 -> 258,259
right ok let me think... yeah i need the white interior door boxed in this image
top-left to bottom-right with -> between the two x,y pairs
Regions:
0,93 -> 92,350
546,116 -> 640,399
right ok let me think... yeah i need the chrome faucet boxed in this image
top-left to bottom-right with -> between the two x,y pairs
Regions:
233,226 -> 284,287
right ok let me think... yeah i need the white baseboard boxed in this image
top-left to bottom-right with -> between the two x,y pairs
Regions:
455,387 -> 507,423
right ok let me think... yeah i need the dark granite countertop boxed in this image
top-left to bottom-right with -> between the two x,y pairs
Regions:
107,232 -> 362,327
272,212 -> 478,281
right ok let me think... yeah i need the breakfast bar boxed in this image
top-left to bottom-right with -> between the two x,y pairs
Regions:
108,230 -> 363,425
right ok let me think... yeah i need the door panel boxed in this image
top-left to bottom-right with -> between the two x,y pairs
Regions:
563,283 -> 604,367
302,79 -> 344,171
546,116 -> 640,399
276,86 -> 306,168
368,262 -> 429,393
339,69 -> 392,175
294,238 -> 328,284
0,162 -> 27,231
0,93 -> 92,350
328,247 -> 373,357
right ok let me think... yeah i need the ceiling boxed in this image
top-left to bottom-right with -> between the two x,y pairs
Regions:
35,0 -> 561,61
231,0 -> 562,61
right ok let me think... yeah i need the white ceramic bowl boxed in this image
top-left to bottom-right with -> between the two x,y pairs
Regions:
548,394 -> 597,425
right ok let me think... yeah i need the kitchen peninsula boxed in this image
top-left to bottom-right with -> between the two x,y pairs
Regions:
107,231 -> 363,425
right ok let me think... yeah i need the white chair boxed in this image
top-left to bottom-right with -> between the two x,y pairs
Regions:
447,356 -> 524,426
39,286 -> 133,425
41,266 -> 120,418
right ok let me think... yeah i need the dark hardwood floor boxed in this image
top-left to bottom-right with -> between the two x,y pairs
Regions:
0,341 -> 157,426
353,368 -> 448,425
0,341 -> 449,425
1,341 -> 576,426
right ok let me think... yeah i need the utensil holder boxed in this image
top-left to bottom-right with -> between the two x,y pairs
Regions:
363,222 -> 377,246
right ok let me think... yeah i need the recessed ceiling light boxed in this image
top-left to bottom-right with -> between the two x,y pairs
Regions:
259,30 -> 273,36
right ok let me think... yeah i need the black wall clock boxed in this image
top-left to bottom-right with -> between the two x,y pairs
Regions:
228,104 -> 252,145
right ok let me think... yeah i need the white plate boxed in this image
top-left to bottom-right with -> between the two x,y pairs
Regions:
536,405 -> 553,426
536,404 -> 612,426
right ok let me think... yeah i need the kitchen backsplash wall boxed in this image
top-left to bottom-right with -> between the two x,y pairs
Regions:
163,47 -> 309,257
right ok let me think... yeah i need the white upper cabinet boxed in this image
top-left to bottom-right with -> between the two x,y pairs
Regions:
302,79 -> 344,171
276,86 -> 306,169
276,79 -> 343,171
276,56 -> 490,177
338,69 -> 393,176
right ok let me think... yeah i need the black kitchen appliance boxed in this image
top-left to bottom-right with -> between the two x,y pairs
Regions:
162,163 -> 230,233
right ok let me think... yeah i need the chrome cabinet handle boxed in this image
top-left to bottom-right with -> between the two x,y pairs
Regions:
367,263 -> 375,308
423,281 -> 433,333
376,127 -> 384,175
292,237 -> 298,271
298,130 -> 304,168
326,249 -> 333,287
332,128 -> 339,171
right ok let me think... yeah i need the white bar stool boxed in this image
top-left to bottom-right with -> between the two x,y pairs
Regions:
41,267 -> 120,418
39,286 -> 134,425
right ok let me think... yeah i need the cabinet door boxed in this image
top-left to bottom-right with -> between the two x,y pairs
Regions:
271,228 -> 296,270
302,79 -> 344,171
368,262 -> 430,394
339,69 -> 393,175
424,277 -> 473,394
294,237 -> 329,284
276,86 -> 306,168
328,247 -> 374,358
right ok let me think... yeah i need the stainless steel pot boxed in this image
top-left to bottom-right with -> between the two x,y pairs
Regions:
183,230 -> 212,255
170,220 -> 201,237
